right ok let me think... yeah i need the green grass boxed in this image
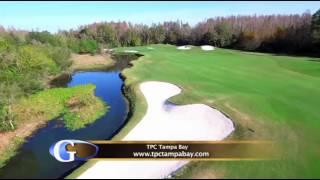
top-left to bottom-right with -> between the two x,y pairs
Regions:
113,44 -> 320,178
14,84 -> 108,131
0,137 -> 24,169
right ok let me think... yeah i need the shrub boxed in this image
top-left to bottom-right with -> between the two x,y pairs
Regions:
79,39 -> 99,55
46,46 -> 72,71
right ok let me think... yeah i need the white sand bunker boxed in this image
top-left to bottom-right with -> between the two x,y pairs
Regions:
125,81 -> 234,140
77,81 -> 234,179
177,45 -> 192,50
103,48 -> 113,52
124,50 -> 138,53
201,45 -> 215,51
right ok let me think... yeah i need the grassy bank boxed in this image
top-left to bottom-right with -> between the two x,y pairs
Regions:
0,84 -> 108,168
14,84 -> 108,131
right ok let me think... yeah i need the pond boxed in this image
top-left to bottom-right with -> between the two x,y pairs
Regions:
0,53 -> 140,179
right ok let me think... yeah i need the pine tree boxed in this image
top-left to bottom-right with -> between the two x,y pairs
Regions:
311,9 -> 320,45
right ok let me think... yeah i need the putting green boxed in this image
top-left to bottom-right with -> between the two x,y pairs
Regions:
115,44 -> 320,178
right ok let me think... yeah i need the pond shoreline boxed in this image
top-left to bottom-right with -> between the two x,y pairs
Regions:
0,52 -> 142,178
64,52 -> 144,179
60,74 -> 134,179
0,53 -> 114,169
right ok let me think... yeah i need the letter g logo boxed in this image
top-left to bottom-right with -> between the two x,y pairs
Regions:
49,140 -> 99,162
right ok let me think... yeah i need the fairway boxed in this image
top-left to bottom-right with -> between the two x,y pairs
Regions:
115,44 -> 320,178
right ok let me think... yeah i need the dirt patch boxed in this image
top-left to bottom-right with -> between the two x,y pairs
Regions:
172,161 -> 225,179
224,102 -> 254,126
0,117 -> 46,156
71,53 -> 114,70
189,168 -> 224,179
224,102 -> 262,139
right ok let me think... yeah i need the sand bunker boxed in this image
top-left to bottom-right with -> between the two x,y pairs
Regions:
125,81 -> 234,140
77,81 -> 234,179
103,48 -> 113,52
177,45 -> 192,50
124,50 -> 139,53
201,45 -> 215,51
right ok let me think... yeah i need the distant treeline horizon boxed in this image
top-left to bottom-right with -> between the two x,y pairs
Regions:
1,10 -> 320,56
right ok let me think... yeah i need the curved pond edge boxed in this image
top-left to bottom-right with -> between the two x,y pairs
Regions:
62,52 -> 144,179
63,77 -> 138,179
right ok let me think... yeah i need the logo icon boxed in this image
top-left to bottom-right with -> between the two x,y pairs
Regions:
49,140 -> 99,162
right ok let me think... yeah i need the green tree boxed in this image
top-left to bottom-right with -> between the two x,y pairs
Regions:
150,25 -> 165,44
66,37 -> 81,53
0,83 -> 23,131
201,28 -> 218,46
27,31 -> 61,46
0,37 -> 10,51
96,24 -> 119,47
79,39 -> 99,54
215,23 -> 233,47
128,30 -> 141,46
140,26 -> 151,45
45,46 -> 72,71
311,9 -> 320,45
17,45 -> 59,75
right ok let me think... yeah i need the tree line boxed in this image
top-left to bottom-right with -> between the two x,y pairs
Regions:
2,10 -> 319,56
58,10 -> 320,54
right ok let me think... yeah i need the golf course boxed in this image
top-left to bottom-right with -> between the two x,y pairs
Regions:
2,2 -> 320,179
107,44 -> 320,178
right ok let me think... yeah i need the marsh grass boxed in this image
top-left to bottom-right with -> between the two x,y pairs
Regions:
14,84 -> 108,131
0,85 -> 108,169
